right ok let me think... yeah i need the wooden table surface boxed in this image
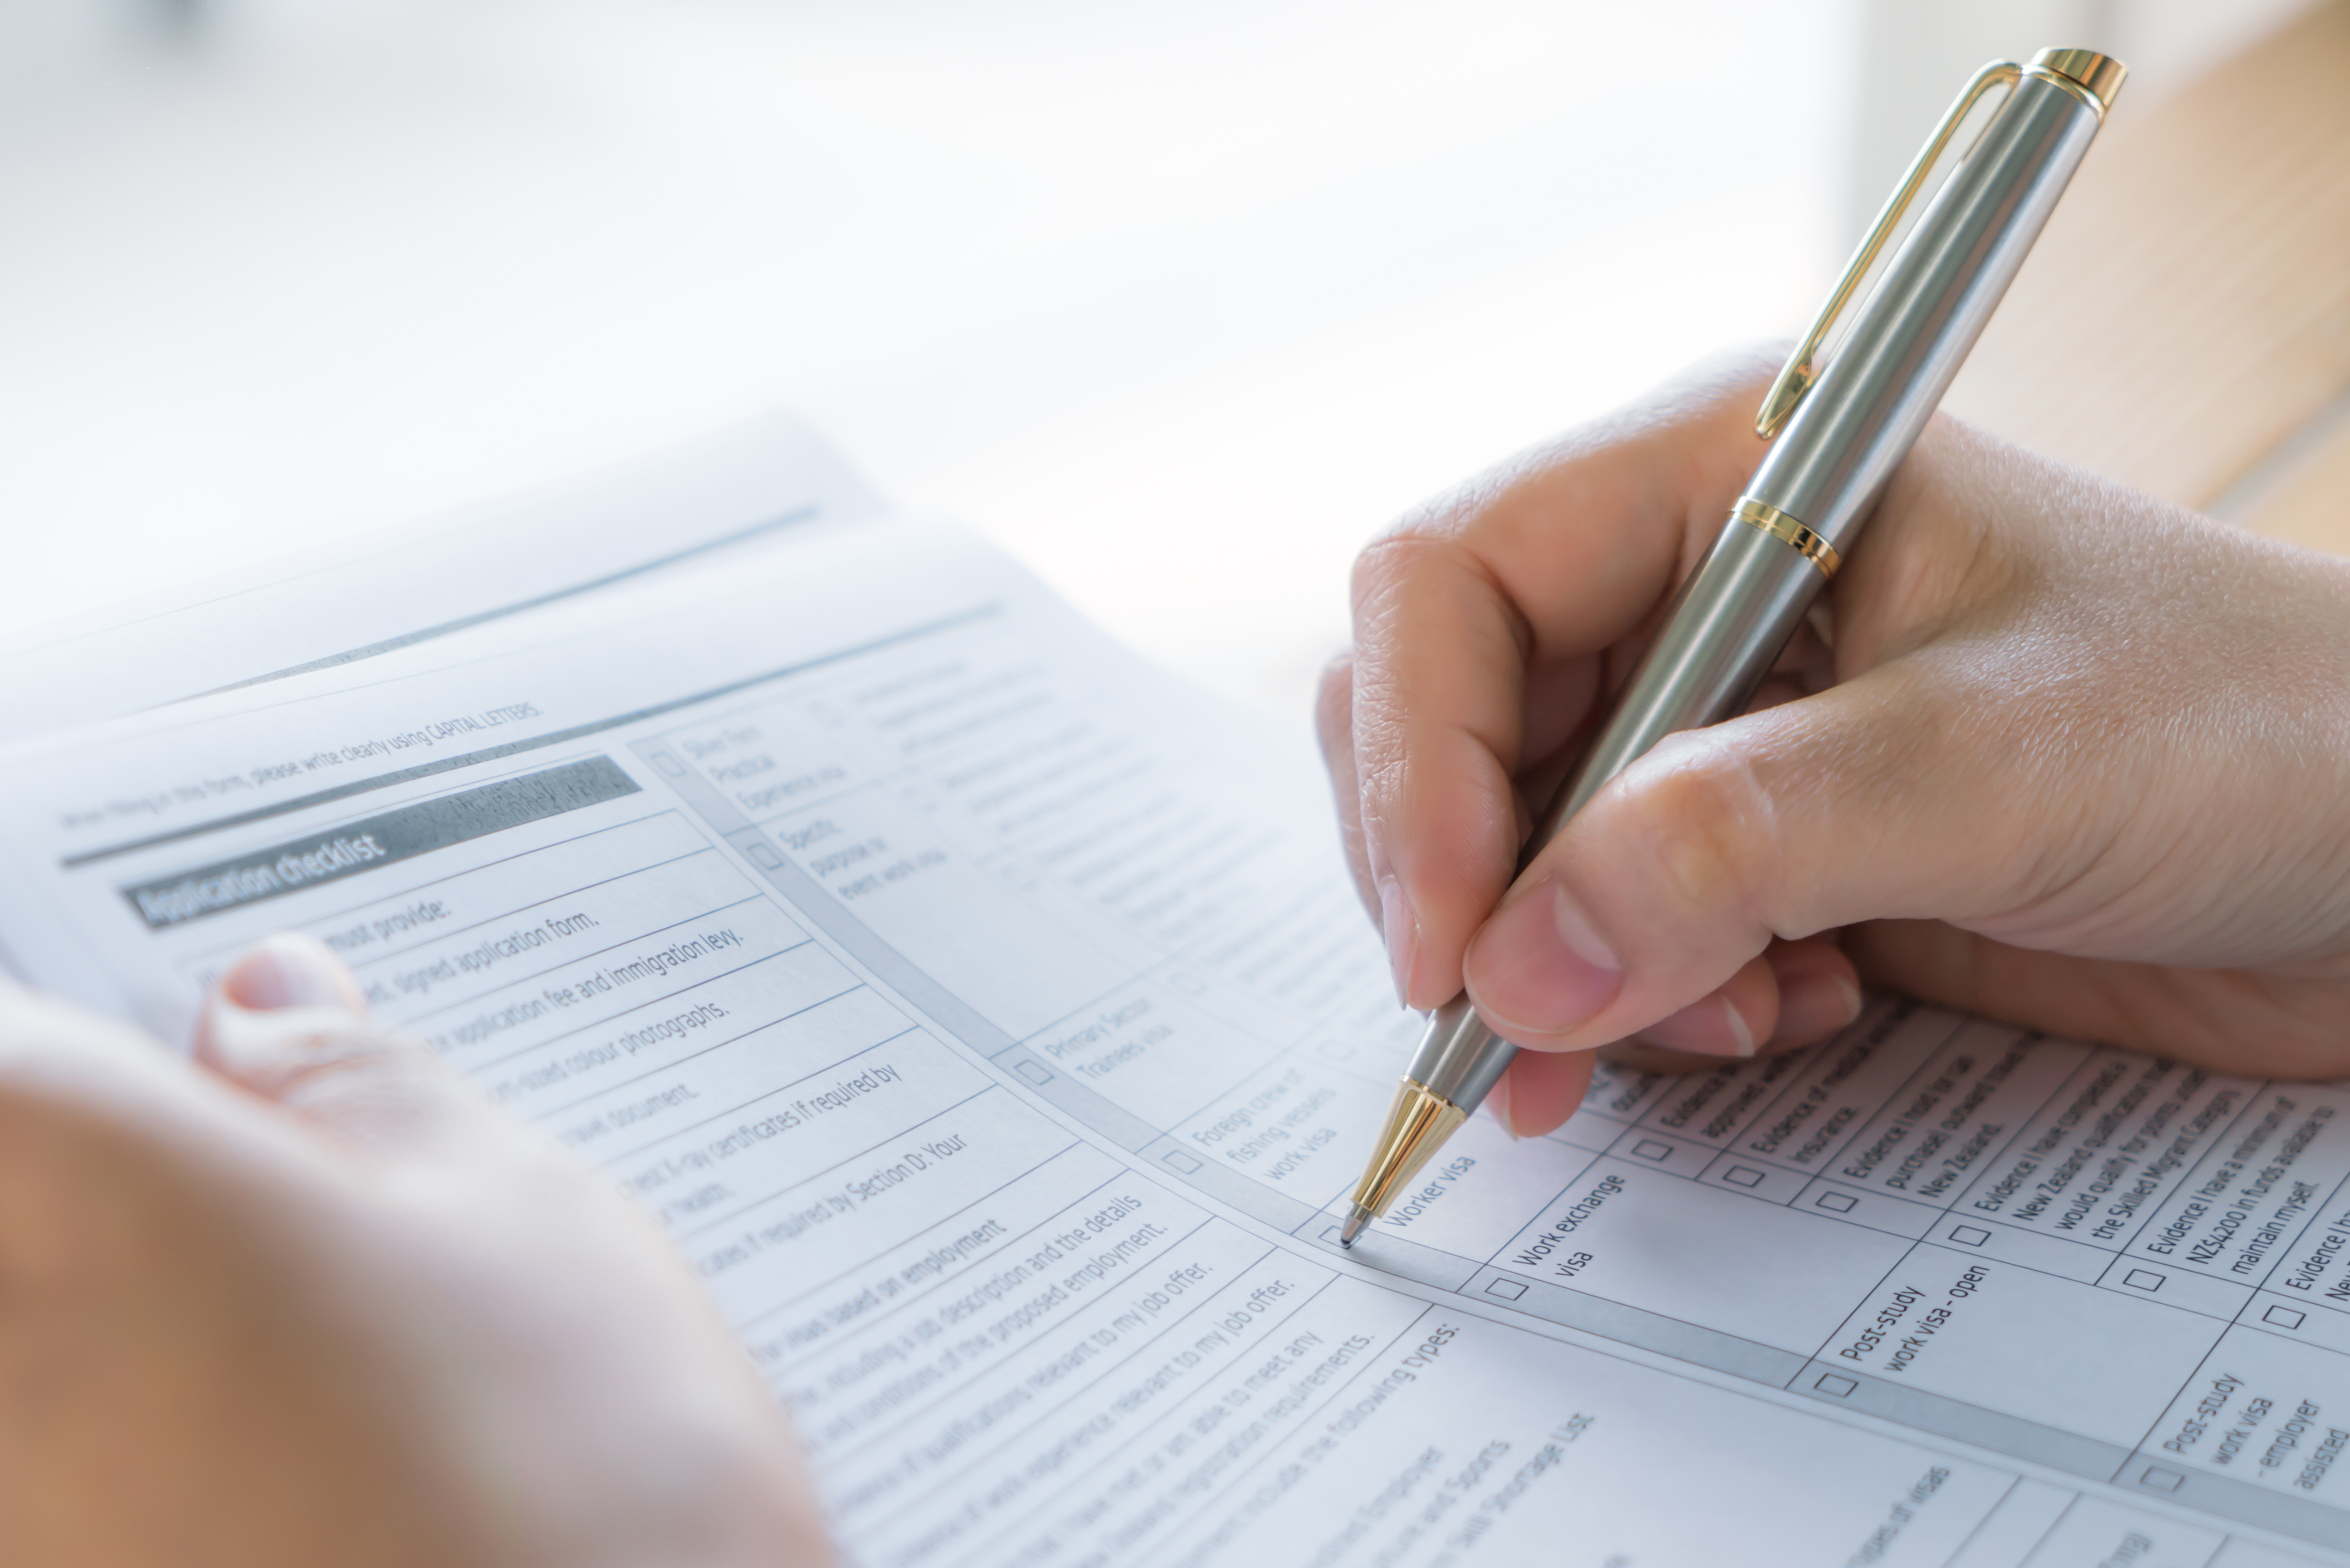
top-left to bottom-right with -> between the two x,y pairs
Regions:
1944,0 -> 2350,553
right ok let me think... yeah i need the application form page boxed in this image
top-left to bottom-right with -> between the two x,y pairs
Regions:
0,512 -> 2339,1568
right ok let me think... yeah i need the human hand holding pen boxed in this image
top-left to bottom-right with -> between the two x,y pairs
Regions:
1318,348 -> 2350,1139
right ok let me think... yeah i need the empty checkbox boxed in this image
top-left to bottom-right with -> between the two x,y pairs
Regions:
1815,1191 -> 1858,1214
2139,1467 -> 2184,1493
1161,1150 -> 1203,1174
1486,1277 -> 1528,1301
1723,1166 -> 1765,1188
746,842 -> 783,869
1014,1060 -> 1054,1086
2266,1304 -> 2307,1329
1815,1373 -> 1857,1397
1949,1225 -> 1990,1246
2124,1269 -> 2164,1292
1632,1139 -> 1673,1161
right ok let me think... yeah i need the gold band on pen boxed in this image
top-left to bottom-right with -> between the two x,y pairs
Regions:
2020,64 -> 2104,117
1733,497 -> 1841,578
2029,48 -> 2125,117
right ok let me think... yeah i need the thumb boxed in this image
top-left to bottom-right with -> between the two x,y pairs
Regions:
1462,662 -> 2010,1052
196,934 -> 488,1159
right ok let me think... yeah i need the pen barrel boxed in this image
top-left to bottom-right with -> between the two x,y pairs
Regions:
1406,521 -> 1823,1110
1748,70 -> 2105,551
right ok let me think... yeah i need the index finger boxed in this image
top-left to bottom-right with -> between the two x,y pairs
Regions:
1348,348 -> 1779,1010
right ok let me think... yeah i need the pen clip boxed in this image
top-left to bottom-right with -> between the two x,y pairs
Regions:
1755,60 -> 2023,440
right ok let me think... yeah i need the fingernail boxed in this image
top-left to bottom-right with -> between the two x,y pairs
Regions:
1486,1072 -> 1522,1141
222,933 -> 362,1013
1723,996 -> 1757,1057
1378,877 -> 1419,1008
1773,970 -> 1864,1046
1638,994 -> 1759,1059
1466,879 -> 1621,1035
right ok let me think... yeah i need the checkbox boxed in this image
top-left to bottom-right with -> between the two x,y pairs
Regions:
1815,1191 -> 1858,1214
2266,1304 -> 2307,1329
1815,1373 -> 1857,1397
2124,1269 -> 2164,1292
1632,1139 -> 1673,1161
1948,1225 -> 1990,1246
1322,1226 -> 1343,1244
1014,1060 -> 1054,1086
2139,1466 -> 2184,1493
652,752 -> 687,777
1486,1277 -> 1528,1301
747,842 -> 783,869
1723,1166 -> 1765,1188
1161,1150 -> 1203,1174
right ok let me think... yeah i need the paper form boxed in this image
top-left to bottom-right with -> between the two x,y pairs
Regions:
2,497 -> 2347,1567
0,409 -> 879,745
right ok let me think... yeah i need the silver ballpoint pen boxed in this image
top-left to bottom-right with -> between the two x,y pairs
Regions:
1340,46 -> 2127,1248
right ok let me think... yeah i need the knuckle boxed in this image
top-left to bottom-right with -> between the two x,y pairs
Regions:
1607,732 -> 1778,920
267,1033 -> 455,1118
231,1018 -> 414,1091
1313,654 -> 1354,749
285,1021 -> 412,1074
1348,533 -> 1431,619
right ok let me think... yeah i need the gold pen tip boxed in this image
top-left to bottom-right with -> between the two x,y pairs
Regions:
1340,1206 -> 1371,1248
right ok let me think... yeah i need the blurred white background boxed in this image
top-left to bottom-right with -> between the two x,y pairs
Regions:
0,0 -> 2296,718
